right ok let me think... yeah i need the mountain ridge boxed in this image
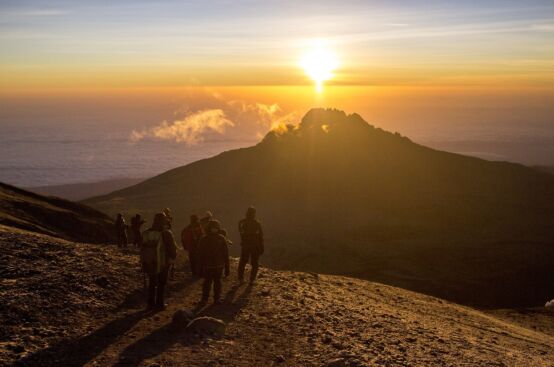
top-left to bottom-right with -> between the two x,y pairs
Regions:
85,108 -> 554,307
0,181 -> 114,243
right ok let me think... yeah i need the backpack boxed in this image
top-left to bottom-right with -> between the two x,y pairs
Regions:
141,230 -> 162,266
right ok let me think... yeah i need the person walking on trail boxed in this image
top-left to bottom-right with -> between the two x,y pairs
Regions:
181,214 -> 204,277
199,210 -> 213,233
115,213 -> 128,248
140,212 -> 177,310
130,214 -> 145,247
162,208 -> 177,280
238,206 -> 264,284
219,228 -> 233,246
198,220 -> 230,305
162,208 -> 173,229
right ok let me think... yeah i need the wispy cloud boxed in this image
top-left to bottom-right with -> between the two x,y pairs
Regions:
0,8 -> 69,17
130,92 -> 299,145
130,109 -> 233,145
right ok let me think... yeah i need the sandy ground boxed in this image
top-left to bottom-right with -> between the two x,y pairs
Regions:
1,227 -> 553,367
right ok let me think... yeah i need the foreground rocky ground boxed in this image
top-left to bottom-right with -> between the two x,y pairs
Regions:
1,226 -> 553,367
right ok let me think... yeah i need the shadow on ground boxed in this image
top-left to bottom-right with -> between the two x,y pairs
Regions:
112,283 -> 253,367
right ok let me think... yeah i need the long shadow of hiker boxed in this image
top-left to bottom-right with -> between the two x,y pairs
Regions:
113,283 -> 254,367
200,283 -> 254,323
117,276 -> 199,311
17,309 -> 148,367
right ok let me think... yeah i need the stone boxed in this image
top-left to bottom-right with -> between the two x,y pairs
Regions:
186,317 -> 226,336
171,309 -> 195,330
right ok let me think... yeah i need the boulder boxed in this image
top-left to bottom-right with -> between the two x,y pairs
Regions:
171,309 -> 195,330
186,317 -> 226,336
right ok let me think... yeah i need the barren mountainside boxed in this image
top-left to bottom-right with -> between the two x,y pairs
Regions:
1,226 -> 553,367
0,182 -> 114,243
86,109 -> 554,308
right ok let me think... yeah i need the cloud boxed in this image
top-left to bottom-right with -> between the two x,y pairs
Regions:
130,93 -> 300,145
531,24 -> 554,32
131,109 -> 234,145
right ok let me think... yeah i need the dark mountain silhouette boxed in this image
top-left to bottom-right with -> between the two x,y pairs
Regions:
0,182 -> 114,243
86,108 -> 554,307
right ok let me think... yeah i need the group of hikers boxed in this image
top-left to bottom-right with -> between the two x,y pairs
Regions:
114,207 -> 264,310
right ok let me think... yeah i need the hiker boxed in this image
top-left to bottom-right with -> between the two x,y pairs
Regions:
162,208 -> 176,280
140,212 -> 177,310
199,210 -> 213,233
238,206 -> 264,284
198,220 -> 230,305
181,214 -> 205,277
130,214 -> 145,247
115,213 -> 128,248
219,228 -> 233,246
162,207 -> 173,229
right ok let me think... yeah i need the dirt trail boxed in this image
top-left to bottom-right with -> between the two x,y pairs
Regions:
2,228 -> 553,367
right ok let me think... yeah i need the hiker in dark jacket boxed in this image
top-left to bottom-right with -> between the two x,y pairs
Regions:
162,208 -> 173,229
199,210 -> 213,233
130,214 -> 145,247
115,213 -> 128,248
161,208 -> 177,280
238,206 -> 264,284
181,214 -> 204,277
141,212 -> 177,310
219,228 -> 233,246
198,220 -> 230,304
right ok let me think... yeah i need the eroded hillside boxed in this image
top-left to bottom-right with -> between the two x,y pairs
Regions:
0,182 -> 114,243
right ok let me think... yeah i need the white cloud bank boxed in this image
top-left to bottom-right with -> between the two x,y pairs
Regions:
131,109 -> 234,145
130,94 -> 299,145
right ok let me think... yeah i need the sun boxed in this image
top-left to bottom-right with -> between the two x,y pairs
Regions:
300,44 -> 339,92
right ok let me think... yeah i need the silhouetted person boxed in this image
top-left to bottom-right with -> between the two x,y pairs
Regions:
130,214 -> 145,247
199,210 -> 213,233
162,208 -> 176,280
115,213 -> 128,248
198,220 -> 230,304
141,212 -> 177,310
181,214 -> 204,276
238,206 -> 264,284
219,228 -> 233,246
162,207 -> 173,229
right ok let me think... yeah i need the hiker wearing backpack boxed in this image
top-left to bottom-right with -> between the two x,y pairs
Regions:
115,213 -> 128,248
140,212 -> 177,310
238,206 -> 264,284
198,220 -> 230,305
199,210 -> 213,233
130,214 -> 145,247
181,214 -> 205,277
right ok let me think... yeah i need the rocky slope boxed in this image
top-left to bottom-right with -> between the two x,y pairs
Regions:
2,226 -> 552,367
0,182 -> 114,243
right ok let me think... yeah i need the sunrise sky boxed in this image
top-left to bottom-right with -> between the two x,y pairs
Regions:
1,1 -> 554,187
1,0 -> 554,89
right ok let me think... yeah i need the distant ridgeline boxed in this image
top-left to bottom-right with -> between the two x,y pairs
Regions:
0,182 -> 114,243
86,108 -> 554,308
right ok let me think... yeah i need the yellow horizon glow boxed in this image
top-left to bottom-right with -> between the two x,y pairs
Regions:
300,43 -> 339,93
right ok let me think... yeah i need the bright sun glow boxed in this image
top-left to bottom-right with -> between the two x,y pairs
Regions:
300,44 -> 339,93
